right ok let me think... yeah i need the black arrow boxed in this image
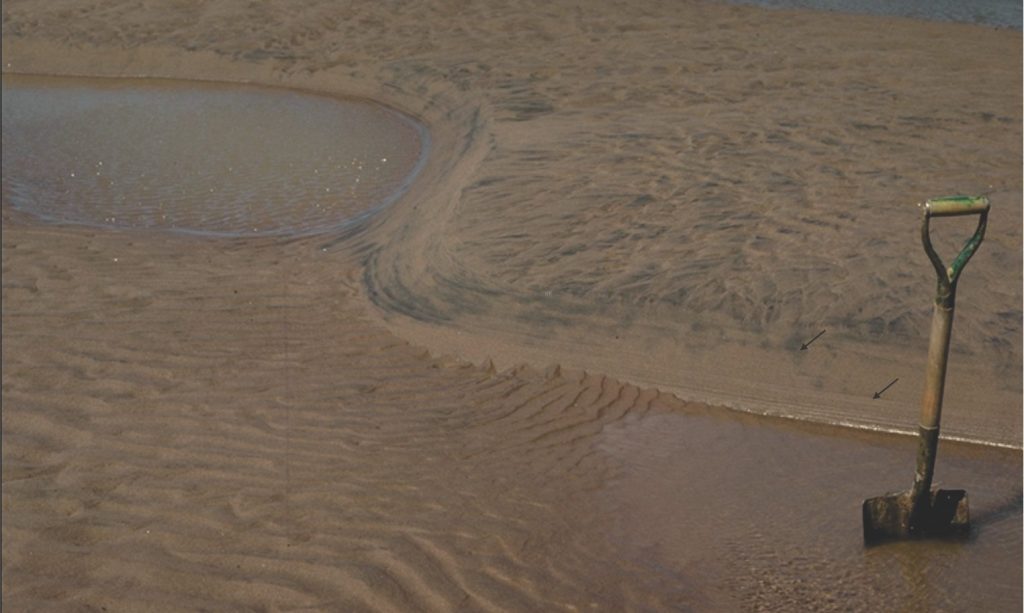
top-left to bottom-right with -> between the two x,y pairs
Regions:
873,378 -> 899,399
800,329 -> 826,351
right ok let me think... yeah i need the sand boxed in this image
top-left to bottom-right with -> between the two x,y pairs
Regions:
2,0 -> 1021,610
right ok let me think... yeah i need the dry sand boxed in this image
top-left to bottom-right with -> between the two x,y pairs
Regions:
2,0 -> 1021,610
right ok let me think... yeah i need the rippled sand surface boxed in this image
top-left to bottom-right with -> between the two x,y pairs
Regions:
2,0 -> 1021,610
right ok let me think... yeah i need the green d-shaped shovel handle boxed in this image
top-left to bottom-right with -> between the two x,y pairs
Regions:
921,195 -> 989,299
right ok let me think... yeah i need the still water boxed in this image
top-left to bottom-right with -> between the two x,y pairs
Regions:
718,0 -> 1021,29
599,408 -> 1022,610
1,74 -> 427,237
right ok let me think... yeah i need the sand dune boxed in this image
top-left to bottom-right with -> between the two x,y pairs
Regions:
2,0 -> 1021,610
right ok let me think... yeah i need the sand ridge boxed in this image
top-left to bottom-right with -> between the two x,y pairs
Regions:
358,6 -> 1022,445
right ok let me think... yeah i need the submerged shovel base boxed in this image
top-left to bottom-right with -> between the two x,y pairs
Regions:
862,489 -> 969,544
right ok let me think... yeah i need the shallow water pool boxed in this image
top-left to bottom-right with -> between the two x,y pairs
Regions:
716,0 -> 1021,29
598,409 -> 1022,610
1,74 -> 427,237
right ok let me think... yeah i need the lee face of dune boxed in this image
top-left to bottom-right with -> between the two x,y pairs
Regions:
2,0 -> 1021,611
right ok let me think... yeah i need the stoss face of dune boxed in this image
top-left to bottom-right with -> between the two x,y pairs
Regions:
1,74 -> 427,237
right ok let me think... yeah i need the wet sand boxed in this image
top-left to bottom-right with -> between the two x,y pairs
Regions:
2,0 -> 1021,610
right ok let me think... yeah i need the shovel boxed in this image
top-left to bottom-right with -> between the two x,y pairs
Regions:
862,195 -> 989,544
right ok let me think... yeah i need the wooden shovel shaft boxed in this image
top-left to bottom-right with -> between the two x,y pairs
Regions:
911,293 -> 955,514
